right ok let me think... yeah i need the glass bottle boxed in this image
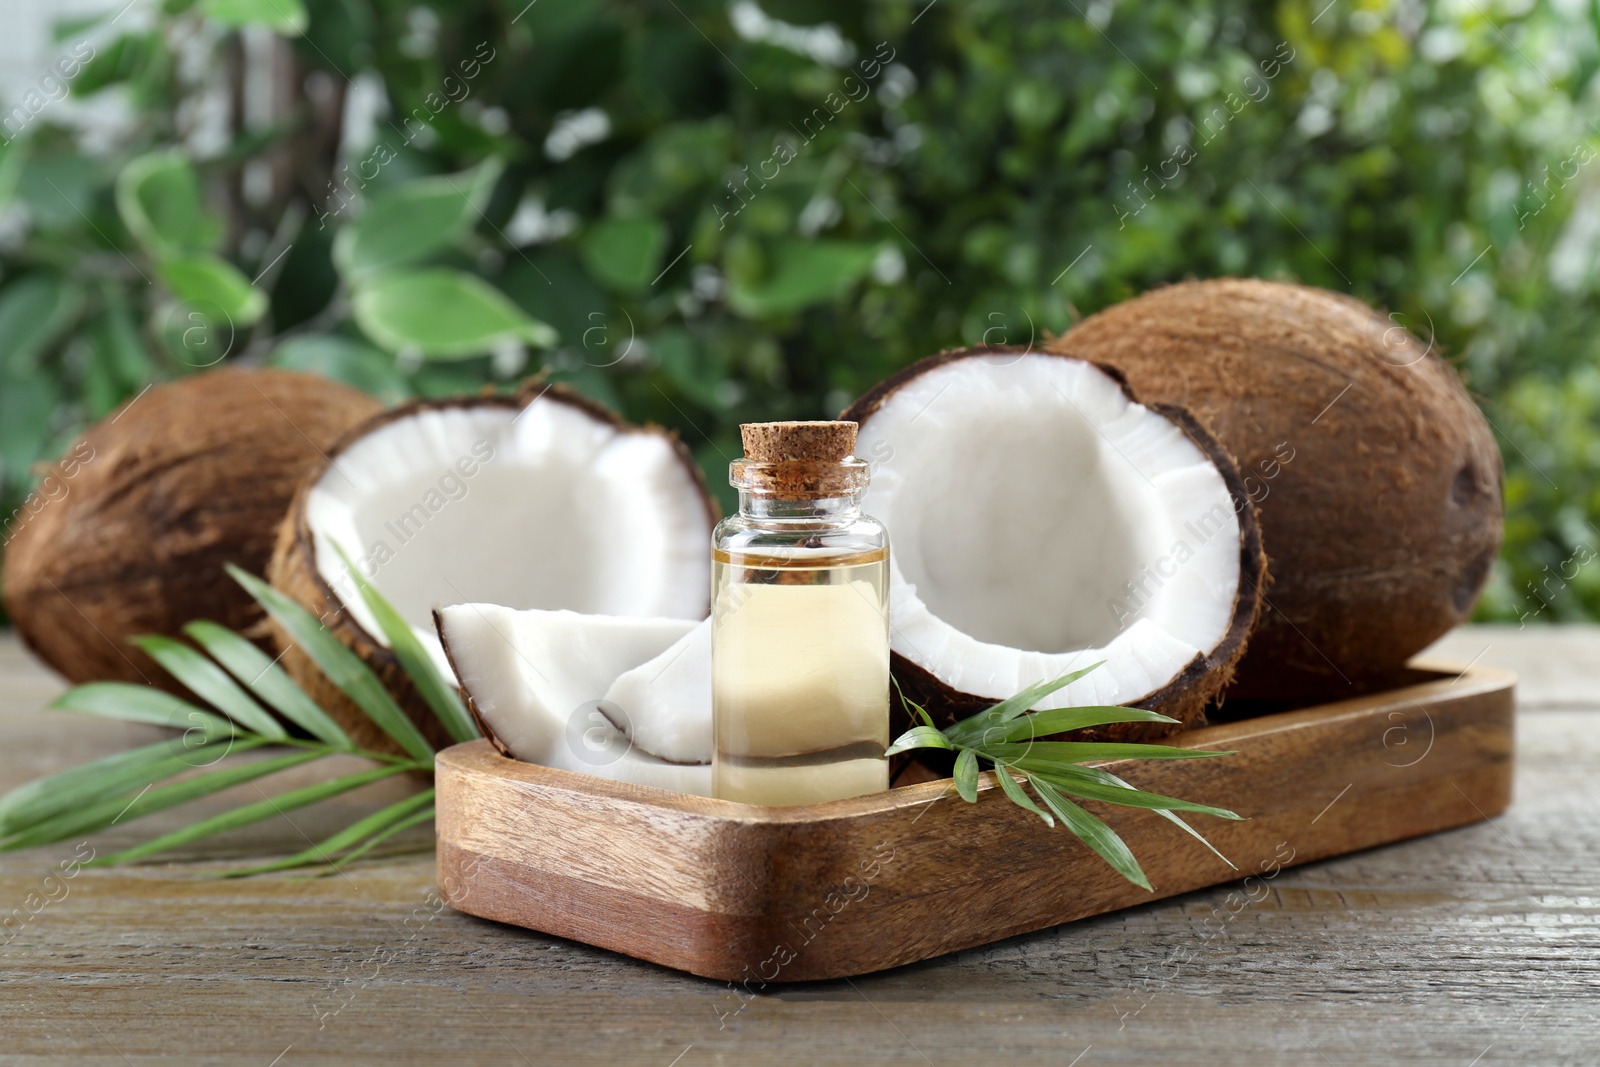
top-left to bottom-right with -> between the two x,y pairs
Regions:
711,421 -> 891,806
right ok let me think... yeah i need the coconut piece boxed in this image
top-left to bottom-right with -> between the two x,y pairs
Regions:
435,604 -> 709,794
271,381 -> 717,753
2,369 -> 382,690
602,619 -> 712,765
1052,279 -> 1504,700
843,348 -> 1265,739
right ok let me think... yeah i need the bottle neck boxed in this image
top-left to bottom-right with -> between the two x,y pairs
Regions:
738,489 -> 865,525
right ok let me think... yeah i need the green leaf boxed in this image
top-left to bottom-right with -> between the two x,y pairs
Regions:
1153,809 -> 1236,869
182,621 -> 352,749
352,269 -> 557,358
0,273 -> 85,375
1,749 -> 324,851
0,135 -> 27,207
1028,776 -> 1152,891
1026,764 -> 1243,821
0,736 -> 267,836
982,741 -> 1234,764
953,748 -> 979,803
318,804 -> 434,872
987,662 -> 1107,722
200,0 -> 308,34
727,240 -> 878,317
130,635 -> 287,740
216,789 -> 434,877
579,217 -> 669,292
227,566 -> 435,763
884,724 -> 951,757
952,705 -> 1178,748
330,542 -> 477,744
50,682 -> 236,739
115,151 -> 221,257
96,763 -> 415,865
156,254 -> 268,327
334,160 -> 503,280
890,674 -> 936,730
990,762 -> 1054,827
266,336 -> 411,404
1060,765 -> 1237,868
0,375 -> 57,488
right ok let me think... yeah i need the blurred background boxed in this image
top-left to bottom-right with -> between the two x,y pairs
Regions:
0,0 -> 1594,622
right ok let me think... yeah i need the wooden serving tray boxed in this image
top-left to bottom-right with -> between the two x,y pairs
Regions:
434,660 -> 1514,981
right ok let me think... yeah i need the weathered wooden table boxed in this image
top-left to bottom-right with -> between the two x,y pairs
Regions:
0,626 -> 1594,1065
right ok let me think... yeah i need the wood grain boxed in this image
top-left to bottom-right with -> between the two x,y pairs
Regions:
0,626 -> 1596,1065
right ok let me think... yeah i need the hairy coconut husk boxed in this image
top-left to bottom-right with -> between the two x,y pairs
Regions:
844,346 -> 1266,743
268,381 -> 720,757
1,369 -> 383,692
1051,278 -> 1504,702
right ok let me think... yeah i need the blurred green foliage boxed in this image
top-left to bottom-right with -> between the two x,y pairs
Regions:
0,0 -> 1597,622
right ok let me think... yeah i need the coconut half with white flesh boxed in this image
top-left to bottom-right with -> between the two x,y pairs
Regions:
435,605 -> 712,794
269,382 -> 717,754
843,347 -> 1265,739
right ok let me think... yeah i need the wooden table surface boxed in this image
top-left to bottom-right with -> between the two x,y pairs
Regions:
0,625 -> 1595,1066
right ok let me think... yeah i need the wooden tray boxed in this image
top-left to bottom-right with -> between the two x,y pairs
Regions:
434,659 -> 1514,982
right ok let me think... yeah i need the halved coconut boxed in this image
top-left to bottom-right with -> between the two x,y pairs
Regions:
436,605 -> 711,794
843,348 -> 1265,739
269,381 -> 717,753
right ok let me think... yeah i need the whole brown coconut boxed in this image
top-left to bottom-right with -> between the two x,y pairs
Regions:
1052,279 -> 1504,702
2,369 -> 383,689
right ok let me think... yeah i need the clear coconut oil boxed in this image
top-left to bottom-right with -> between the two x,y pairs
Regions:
712,423 -> 890,806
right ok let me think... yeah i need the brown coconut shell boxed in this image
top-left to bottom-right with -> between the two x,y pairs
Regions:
843,346 -> 1267,743
2,369 -> 382,691
1050,278 -> 1504,702
268,380 -> 720,756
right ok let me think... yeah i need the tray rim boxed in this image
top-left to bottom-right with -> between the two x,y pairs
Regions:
434,657 -> 1515,819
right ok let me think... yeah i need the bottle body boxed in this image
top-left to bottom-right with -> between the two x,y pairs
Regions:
711,495 -> 890,806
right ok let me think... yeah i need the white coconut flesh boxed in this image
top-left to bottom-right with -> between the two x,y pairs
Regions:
855,354 -> 1243,710
304,394 -> 711,674
436,604 -> 713,794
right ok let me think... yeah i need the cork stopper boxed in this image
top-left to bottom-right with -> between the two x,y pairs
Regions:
740,421 -> 858,463
731,421 -> 865,499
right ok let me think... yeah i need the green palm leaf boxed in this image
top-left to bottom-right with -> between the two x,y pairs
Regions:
0,565 -> 462,877
330,542 -> 476,745
0,735 -> 264,836
227,564 -> 434,762
0,749 -> 325,851
892,661 -> 1243,890
216,789 -> 435,877
311,804 -> 435,874
1028,775 -> 1153,891
96,763 -> 416,865
51,682 -> 236,739
182,620 -> 352,749
130,635 -> 287,740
